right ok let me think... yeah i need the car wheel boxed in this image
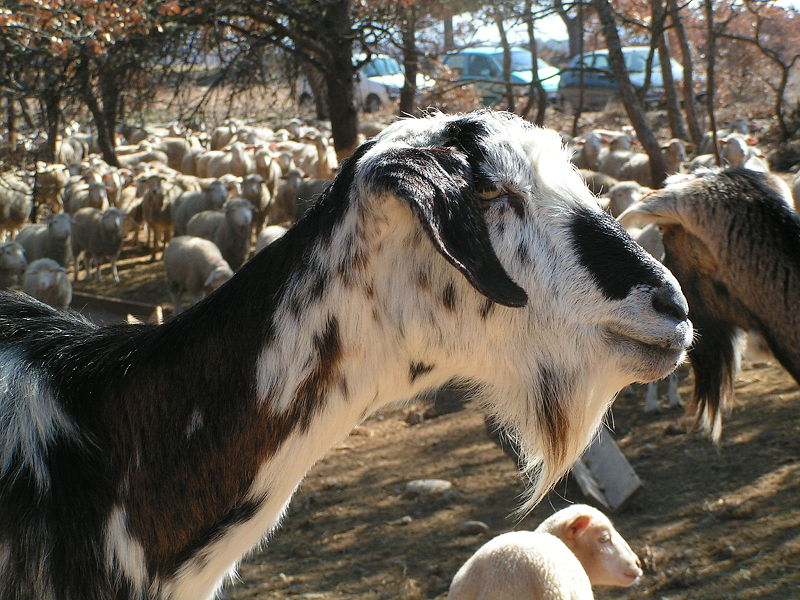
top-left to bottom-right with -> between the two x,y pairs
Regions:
364,94 -> 382,113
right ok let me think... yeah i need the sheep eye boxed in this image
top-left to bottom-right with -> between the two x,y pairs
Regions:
599,533 -> 611,543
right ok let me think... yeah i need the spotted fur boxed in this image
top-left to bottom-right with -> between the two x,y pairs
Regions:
0,111 -> 691,599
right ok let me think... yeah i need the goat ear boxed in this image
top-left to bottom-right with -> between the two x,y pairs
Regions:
617,192 -> 687,230
366,145 -> 528,307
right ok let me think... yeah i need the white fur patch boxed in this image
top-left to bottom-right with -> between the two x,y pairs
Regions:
0,349 -> 77,489
104,506 -> 148,594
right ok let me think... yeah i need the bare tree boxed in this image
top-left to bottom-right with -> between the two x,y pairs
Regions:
667,0 -> 704,146
594,0 -> 667,186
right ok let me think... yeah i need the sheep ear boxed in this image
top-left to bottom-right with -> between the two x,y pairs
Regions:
366,145 -> 528,308
617,192 -> 687,230
566,515 -> 592,539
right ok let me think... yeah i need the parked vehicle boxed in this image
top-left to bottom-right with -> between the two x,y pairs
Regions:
441,46 -> 560,106
299,54 -> 431,113
558,46 -> 685,111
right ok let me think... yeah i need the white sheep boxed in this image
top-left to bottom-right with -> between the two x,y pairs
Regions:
163,235 -> 233,312
0,173 -> 33,240
241,173 -> 272,236
15,213 -> 73,268
71,207 -> 127,282
618,138 -> 689,187
21,258 -> 72,311
448,504 -> 642,600
0,241 -> 27,289
172,179 -> 228,235
601,181 -> 651,218
186,198 -> 253,270
272,167 -> 304,224
571,131 -> 604,171
255,224 -> 288,252
597,134 -> 634,179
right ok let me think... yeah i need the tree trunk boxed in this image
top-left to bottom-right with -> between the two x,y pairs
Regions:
494,9 -> 515,113
668,0 -> 703,146
6,95 -> 16,155
399,5 -> 418,117
307,65 -> 330,120
652,0 -> 688,140
521,0 -> 547,125
570,0 -> 585,137
704,0 -> 720,165
42,93 -> 60,164
594,0 -> 667,187
554,0 -> 583,58
322,0 -> 358,160
443,11 -> 455,52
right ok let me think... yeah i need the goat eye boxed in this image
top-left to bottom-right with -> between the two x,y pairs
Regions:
476,187 -> 503,201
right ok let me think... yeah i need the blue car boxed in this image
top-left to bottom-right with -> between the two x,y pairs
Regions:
558,46 -> 685,111
442,47 -> 560,105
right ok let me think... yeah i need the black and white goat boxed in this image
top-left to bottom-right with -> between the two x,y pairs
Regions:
0,110 -> 692,599
620,167 -> 800,440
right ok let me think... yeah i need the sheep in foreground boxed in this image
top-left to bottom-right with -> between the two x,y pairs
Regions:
71,207 -> 127,282
0,110 -> 691,599
21,257 -> 72,310
164,235 -> 233,312
15,213 -> 73,268
0,241 -> 27,289
255,224 -> 288,252
448,504 -> 642,600
186,198 -> 253,270
793,171 -> 800,213
620,166 -> 800,439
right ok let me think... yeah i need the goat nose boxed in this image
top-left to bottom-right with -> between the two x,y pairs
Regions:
651,284 -> 688,321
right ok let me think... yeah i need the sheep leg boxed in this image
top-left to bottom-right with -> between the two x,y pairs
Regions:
665,372 -> 682,408
111,257 -> 120,284
644,382 -> 660,413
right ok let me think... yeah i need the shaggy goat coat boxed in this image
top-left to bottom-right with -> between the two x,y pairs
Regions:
620,167 -> 800,438
0,111 -> 690,599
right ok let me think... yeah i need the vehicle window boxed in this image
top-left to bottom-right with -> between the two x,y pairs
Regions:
444,53 -> 464,73
469,55 -> 496,77
361,61 -> 379,78
626,53 -> 648,73
381,57 -> 402,75
592,55 -> 610,71
509,50 -> 532,71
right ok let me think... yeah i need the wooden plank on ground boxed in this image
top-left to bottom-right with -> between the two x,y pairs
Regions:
571,428 -> 641,512
71,291 -> 165,325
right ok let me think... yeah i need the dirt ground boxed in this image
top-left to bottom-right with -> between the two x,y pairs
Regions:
73,251 -> 800,600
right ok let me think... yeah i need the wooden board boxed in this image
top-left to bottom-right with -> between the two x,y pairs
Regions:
71,291 -> 165,325
571,428 -> 642,512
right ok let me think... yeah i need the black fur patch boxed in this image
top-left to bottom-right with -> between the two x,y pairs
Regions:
480,298 -> 495,320
365,143 -> 527,307
442,282 -> 457,311
570,207 -> 664,299
409,361 -> 436,383
0,140 -> 378,596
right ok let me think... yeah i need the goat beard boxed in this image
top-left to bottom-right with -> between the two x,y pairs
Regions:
476,373 -> 619,517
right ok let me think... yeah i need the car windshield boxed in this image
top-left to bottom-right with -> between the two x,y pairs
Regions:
361,56 -> 402,78
625,51 -> 659,73
508,50 -> 532,71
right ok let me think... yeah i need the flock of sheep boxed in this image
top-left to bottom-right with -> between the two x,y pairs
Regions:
0,117 -> 340,312
0,109 -> 798,599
